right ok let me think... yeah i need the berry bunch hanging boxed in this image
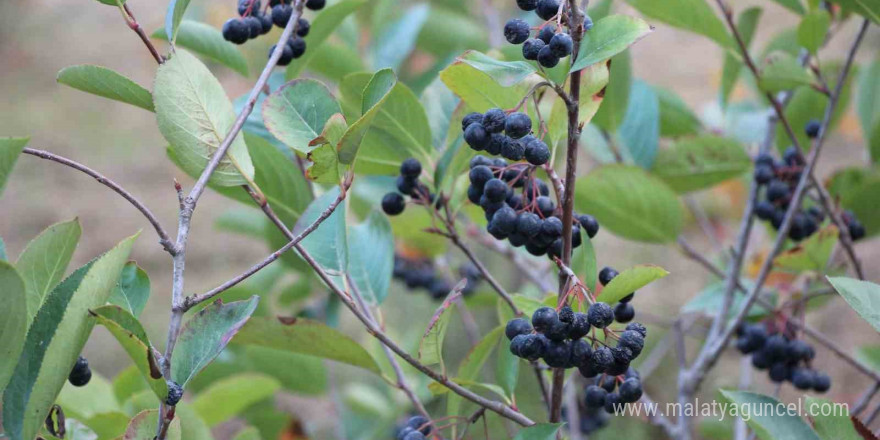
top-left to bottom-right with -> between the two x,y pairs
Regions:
467,155 -> 599,259
505,0 -> 576,68
381,158 -> 435,217
462,109 -> 550,165
221,0 -> 325,66
393,415 -> 431,440
735,322 -> 831,392
505,303 -> 647,381
753,121 -> 866,242
392,256 -> 482,300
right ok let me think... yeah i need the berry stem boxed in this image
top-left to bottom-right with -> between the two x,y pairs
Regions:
119,3 -> 165,64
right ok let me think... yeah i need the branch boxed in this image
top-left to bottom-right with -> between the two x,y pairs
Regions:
447,230 -> 521,315
551,0 -> 585,424
21,147 -> 174,253
250,195 -> 536,426
471,229 -> 555,293
120,3 -> 164,64
155,4 -> 307,438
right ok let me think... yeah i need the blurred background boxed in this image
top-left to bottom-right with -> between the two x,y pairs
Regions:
0,0 -> 878,438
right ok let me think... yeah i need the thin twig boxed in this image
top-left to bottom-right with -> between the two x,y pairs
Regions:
21,147 -> 174,253
448,231 -> 521,315
121,3 -> 165,64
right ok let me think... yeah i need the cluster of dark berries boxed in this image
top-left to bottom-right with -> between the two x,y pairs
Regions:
222,0 -> 325,66
752,146 -> 865,242
466,155 -> 599,259
462,109 -> 549,165
505,0 -> 575,68
68,356 -> 92,387
393,415 -> 431,440
599,267 -> 636,323
506,304 -> 647,378
735,322 -> 831,392
392,256 -> 482,300
584,366 -> 643,415
382,158 -> 436,217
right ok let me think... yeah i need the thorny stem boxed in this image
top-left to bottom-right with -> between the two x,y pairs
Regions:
550,0 -> 585,425
155,3 -> 306,438
21,147 -> 175,253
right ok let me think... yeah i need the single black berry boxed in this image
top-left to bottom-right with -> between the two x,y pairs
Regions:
536,195 -> 555,217
766,180 -> 790,202
517,212 -> 542,237
587,303 -> 614,328
238,0 -> 261,16
755,201 -> 775,220
584,14 -> 594,31
68,356 -> 92,387
502,137 -> 526,160
598,267 -> 618,286
618,378 -> 642,403
484,178 -> 509,202
382,192 -> 405,215
543,340 -> 572,367
614,302 -> 634,323
482,108 -> 507,133
783,145 -> 804,166
504,19 -> 531,45
549,33 -> 573,57
576,214 -> 599,238
568,312 -> 591,339
625,322 -> 647,338
516,0 -> 539,10
603,393 -> 621,414
244,16 -> 263,38
590,347 -> 613,372
532,306 -> 559,332
523,38 -> 545,60
570,339 -> 592,367
287,37 -> 306,58
506,318 -> 533,340
462,112 -> 483,131
469,165 -> 494,189
519,334 -> 548,361
618,330 -> 644,356
536,0 -> 561,20
537,26 -> 555,43
505,112 -> 532,139
222,19 -> 250,44
465,123 -> 491,149
524,138 -> 550,165
804,119 -> 821,138
305,0 -> 325,10
269,43 -> 294,66
405,415 -> 431,435
295,17 -> 310,37
585,385 -> 607,408
165,381 -> 184,406
537,45 -> 560,68
271,4 -> 292,27
754,164 -> 774,184
258,14 -> 273,34
812,372 -> 831,392
400,158 -> 422,178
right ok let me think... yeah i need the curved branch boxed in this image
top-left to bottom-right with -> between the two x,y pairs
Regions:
21,147 -> 174,253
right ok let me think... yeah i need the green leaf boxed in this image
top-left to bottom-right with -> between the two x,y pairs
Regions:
2,234 -> 136,440
419,292 -> 459,367
415,6 -> 489,57
336,69 -> 396,166
347,211 -> 394,305
155,50 -> 254,187
123,410 -> 181,440
651,135 -> 751,193
827,0 -> 880,23
108,262 -> 150,317
572,235 -> 598,292
654,86 -> 702,137
0,261 -> 27,392
797,10 -> 830,55
458,50 -> 537,87
513,423 -> 565,440
231,316 -> 381,374
771,0 -> 806,14
349,71 -> 435,174
549,62 -> 611,143
242,346 -> 327,394
721,7 -> 761,108
295,186 -> 348,272
718,390 -> 820,440
597,265 -> 669,303
445,326 -> 504,428
774,225 -> 838,272
623,0 -> 733,48
93,0 -> 124,6
682,280 -> 775,322
510,294 -> 550,319
856,345 -> 880,373
15,218 -> 81,321
758,52 -> 816,93
371,4 -> 430,70
84,411 -> 130,439
806,396 -> 860,440
262,79 -> 342,154
233,426 -> 261,440
285,0 -> 368,79
496,337 -> 520,399
0,136 -> 28,197
618,80 -> 660,168
440,51 -> 534,111
570,14 -> 653,73
164,0 -> 191,43
591,51 -> 631,132
91,305 -> 168,401
826,167 -> 880,236
857,60 -> 880,163
171,296 -> 259,388
192,373 -> 280,427
151,21 -> 249,76
826,276 -> 880,333
305,116 -> 347,183
574,165 -> 682,242
421,77 -> 459,150
113,365 -> 149,404
56,65 -> 154,112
